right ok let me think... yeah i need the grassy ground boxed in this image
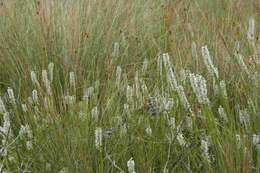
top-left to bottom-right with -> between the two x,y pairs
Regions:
0,0 -> 260,172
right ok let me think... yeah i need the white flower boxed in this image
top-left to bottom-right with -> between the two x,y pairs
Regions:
185,116 -> 193,130
7,87 -> 15,105
189,73 -> 208,104
127,157 -> 136,173
201,139 -> 210,162
162,53 -> 172,69
95,127 -> 102,150
64,95 -> 76,105
42,70 -> 52,95
247,17 -> 255,41
83,86 -> 94,100
252,134 -> 260,145
19,124 -> 33,139
26,141 -> 33,150
112,42 -> 119,58
219,80 -> 227,97
19,124 -> 29,137
164,98 -> 174,111
218,106 -> 228,122
0,97 -> 6,114
48,62 -> 54,82
201,46 -> 219,78
145,126 -> 152,136
21,104 -> 28,112
58,167 -> 68,173
32,90 -> 38,103
239,109 -> 250,129
30,71 -> 39,85
177,133 -> 186,147
0,113 -> 11,137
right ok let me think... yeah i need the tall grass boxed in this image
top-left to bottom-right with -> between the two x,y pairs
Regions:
0,0 -> 260,172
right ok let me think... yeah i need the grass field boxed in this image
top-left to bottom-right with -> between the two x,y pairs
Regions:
0,0 -> 260,172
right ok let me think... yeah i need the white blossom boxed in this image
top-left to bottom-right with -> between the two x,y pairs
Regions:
177,133 -> 186,147
112,42 -> 119,58
32,90 -> 38,103
58,167 -> 68,173
185,116 -> 193,130
19,124 -> 33,139
48,62 -> 54,82
42,70 -> 52,95
0,97 -> 6,114
127,157 -> 136,173
164,98 -> 174,112
162,53 -> 172,69
145,126 -> 152,136
0,113 -> 11,137
0,113 -> 11,157
239,109 -> 250,129
83,86 -> 94,100
252,134 -> 260,145
7,87 -> 15,105
218,106 -> 228,122
201,139 -> 210,162
95,127 -> 102,150
30,71 -> 39,85
26,141 -> 33,150
247,17 -> 255,41
201,46 -> 219,78
219,80 -> 227,97
64,95 -> 76,105
189,73 -> 208,104
21,104 -> 28,112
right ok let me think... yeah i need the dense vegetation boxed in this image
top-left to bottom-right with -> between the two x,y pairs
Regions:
0,0 -> 259,172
